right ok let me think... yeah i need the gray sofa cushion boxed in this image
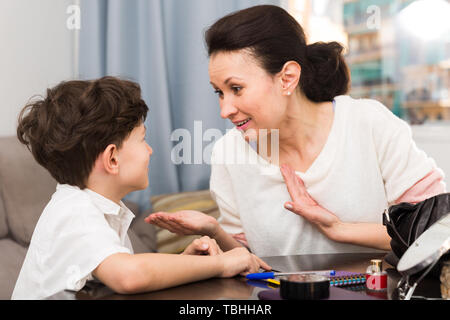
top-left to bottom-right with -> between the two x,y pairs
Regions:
0,192 -> 7,239
0,137 -> 57,247
123,200 -> 156,253
129,208 -> 157,253
0,239 -> 27,299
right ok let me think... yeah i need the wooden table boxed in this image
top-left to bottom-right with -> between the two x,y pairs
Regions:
48,252 -> 443,300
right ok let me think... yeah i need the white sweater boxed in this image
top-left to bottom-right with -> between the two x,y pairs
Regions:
209,95 -> 438,257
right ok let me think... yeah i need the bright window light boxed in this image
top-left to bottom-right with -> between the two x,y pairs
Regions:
398,0 -> 450,41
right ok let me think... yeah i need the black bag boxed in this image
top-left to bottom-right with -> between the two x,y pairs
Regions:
382,193 -> 450,268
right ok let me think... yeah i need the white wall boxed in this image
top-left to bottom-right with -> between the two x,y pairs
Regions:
0,0 -> 76,137
412,123 -> 450,189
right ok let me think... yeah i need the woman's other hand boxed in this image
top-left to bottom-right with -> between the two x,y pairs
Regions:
280,164 -> 342,239
144,210 -> 219,237
231,233 -> 249,247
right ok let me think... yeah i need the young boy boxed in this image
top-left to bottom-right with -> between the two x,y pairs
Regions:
12,76 -> 270,299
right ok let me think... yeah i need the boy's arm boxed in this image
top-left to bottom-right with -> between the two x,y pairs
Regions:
92,252 -> 222,294
92,248 -> 270,295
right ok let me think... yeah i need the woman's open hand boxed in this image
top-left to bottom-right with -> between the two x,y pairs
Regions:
280,164 -> 341,238
144,210 -> 219,237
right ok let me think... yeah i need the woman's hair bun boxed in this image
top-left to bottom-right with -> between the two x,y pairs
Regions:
301,41 -> 350,102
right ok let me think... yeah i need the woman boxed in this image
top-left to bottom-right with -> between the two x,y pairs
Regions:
145,5 -> 446,257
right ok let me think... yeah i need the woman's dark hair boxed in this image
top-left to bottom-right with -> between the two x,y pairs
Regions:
205,5 -> 350,102
17,76 -> 148,189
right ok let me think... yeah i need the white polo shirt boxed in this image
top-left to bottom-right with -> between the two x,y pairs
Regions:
12,184 -> 135,300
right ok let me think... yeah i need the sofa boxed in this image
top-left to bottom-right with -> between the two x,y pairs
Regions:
0,136 -> 220,299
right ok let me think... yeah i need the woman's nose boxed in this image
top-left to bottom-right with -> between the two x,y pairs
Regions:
220,100 -> 239,119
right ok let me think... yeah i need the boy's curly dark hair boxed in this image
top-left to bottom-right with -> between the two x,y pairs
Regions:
17,76 -> 148,189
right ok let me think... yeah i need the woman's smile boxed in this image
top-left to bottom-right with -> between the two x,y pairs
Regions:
233,117 -> 252,130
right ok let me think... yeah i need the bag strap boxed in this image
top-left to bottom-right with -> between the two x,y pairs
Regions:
383,208 -> 409,247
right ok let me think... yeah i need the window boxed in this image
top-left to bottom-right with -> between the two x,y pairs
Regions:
288,0 -> 450,124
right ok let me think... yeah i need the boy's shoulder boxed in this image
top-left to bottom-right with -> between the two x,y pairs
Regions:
48,184 -> 94,212
40,184 -> 104,231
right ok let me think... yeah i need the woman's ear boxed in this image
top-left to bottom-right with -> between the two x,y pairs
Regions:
102,144 -> 119,175
279,61 -> 301,96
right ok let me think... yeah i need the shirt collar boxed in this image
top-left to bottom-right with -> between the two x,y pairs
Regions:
56,184 -> 135,217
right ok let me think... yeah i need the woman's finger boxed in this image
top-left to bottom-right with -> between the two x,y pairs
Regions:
284,201 -> 301,213
153,216 -> 183,234
163,217 -> 193,235
144,214 -> 157,224
144,212 -> 169,224
280,165 -> 302,202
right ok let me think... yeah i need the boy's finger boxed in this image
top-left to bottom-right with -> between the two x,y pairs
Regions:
206,242 -> 220,256
254,255 -> 272,271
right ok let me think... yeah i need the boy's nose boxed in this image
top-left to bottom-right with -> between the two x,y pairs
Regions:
147,144 -> 153,156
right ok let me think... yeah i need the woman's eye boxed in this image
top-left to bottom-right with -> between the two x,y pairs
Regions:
214,89 -> 223,97
232,86 -> 242,94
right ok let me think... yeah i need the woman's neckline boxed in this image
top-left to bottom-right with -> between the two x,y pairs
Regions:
243,99 -> 338,176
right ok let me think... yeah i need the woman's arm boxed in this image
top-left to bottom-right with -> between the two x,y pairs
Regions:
145,210 -> 245,252
212,224 -> 248,251
282,167 -> 446,251
394,168 -> 446,204
330,222 -> 391,251
281,164 -> 391,251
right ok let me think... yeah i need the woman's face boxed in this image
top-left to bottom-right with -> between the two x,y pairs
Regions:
209,50 -> 286,139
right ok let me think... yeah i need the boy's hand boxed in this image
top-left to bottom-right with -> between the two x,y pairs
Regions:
182,236 -> 223,256
144,210 -> 219,237
217,247 -> 272,278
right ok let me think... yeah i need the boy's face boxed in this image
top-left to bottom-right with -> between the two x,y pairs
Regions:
117,123 -> 152,191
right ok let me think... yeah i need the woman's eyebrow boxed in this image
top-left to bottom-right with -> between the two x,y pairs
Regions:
224,76 -> 243,85
210,76 -> 243,87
